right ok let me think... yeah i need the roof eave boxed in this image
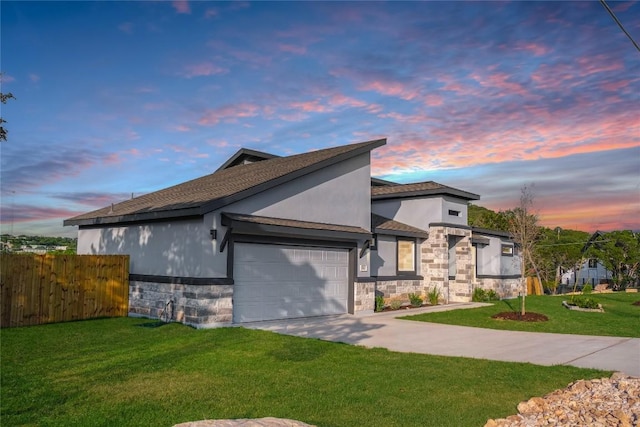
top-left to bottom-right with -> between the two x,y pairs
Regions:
372,188 -> 480,201
64,207 -> 203,227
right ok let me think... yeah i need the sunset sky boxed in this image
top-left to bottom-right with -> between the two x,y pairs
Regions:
1,1 -> 639,237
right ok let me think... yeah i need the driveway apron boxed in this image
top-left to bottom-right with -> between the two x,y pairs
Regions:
243,303 -> 640,377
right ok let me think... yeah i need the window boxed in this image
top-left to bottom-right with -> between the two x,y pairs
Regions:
588,259 -> 598,269
448,209 -> 460,217
397,238 -> 416,274
501,245 -> 514,256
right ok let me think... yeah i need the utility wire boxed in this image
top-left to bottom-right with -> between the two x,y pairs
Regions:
599,0 -> 640,53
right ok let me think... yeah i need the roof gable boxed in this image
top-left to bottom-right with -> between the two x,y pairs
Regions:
215,148 -> 279,172
65,138 -> 386,227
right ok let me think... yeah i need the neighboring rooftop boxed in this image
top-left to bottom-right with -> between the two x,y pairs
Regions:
64,139 -> 386,227
371,181 -> 480,201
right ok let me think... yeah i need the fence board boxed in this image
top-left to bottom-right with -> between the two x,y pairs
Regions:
0,254 -> 129,328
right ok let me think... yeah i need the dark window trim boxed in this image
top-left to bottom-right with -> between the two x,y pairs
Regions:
501,244 -> 514,257
476,274 -> 521,279
396,237 -> 417,275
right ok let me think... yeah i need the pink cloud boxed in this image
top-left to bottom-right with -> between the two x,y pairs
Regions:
182,62 -> 228,78
206,139 -> 231,148
291,100 -> 331,113
173,125 -> 191,132
0,74 -> 15,83
600,79 -> 631,92
359,80 -> 420,101
515,42 -> 550,56
576,55 -> 624,75
198,103 -> 261,125
172,0 -> 191,14
371,104 -> 640,177
29,73 -> 40,83
471,72 -> 531,97
279,44 -> 307,55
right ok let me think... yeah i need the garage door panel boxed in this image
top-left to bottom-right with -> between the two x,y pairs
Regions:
233,243 -> 349,323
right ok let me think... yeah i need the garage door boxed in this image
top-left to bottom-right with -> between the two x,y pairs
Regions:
233,243 -> 350,323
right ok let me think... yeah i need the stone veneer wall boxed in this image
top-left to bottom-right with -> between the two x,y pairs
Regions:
422,226 -> 474,303
354,281 -> 375,313
474,277 -> 522,299
129,281 -> 233,327
375,279 -> 425,301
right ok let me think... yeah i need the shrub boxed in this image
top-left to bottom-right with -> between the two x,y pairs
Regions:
390,299 -> 403,310
408,293 -> 423,307
427,287 -> 441,305
486,289 -> 500,301
571,296 -> 600,309
472,287 -> 499,302
472,288 -> 487,302
375,295 -> 385,312
582,284 -> 593,295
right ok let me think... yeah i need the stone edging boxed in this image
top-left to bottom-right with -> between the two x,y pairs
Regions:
562,300 -> 604,313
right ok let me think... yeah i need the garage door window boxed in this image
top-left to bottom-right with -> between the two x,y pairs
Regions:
397,238 -> 416,274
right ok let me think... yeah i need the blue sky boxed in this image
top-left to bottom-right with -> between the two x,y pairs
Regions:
1,1 -> 639,237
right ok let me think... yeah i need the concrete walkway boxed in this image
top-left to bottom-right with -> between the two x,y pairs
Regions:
243,303 -> 640,377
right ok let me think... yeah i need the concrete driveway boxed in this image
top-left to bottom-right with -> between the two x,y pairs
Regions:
243,303 -> 640,377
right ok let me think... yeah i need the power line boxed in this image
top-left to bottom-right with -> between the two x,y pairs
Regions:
599,0 -> 640,53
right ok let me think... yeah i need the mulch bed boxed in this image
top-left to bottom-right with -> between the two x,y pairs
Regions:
632,301 -> 640,306
491,312 -> 549,322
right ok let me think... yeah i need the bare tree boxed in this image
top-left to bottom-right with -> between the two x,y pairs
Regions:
507,185 -> 541,316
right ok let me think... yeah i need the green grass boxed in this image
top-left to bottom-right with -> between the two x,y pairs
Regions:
404,293 -> 640,337
1,318 -> 608,427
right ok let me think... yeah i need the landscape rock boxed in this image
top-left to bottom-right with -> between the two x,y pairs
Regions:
484,373 -> 640,427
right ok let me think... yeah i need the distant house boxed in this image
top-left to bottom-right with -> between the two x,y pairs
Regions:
561,259 -> 612,287
65,139 -> 521,327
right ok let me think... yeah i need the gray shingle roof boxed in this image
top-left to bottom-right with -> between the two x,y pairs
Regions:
371,181 -> 479,201
65,138 -> 386,226
222,212 -> 370,235
372,213 -> 429,238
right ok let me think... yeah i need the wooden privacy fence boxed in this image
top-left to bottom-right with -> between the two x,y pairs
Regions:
0,254 -> 129,328
527,276 -> 543,296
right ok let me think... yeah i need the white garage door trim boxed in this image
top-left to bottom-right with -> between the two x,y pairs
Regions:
233,243 -> 350,323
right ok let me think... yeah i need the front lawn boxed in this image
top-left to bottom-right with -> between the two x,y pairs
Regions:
1,317 -> 608,427
404,293 -> 640,337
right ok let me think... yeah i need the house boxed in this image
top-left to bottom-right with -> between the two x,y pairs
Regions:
64,139 -> 520,327
561,259 -> 612,288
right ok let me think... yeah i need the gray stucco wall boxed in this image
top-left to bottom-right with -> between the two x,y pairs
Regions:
226,153 -> 371,230
77,218 -> 214,277
371,195 -> 467,231
475,235 -> 520,277
371,235 -> 396,276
